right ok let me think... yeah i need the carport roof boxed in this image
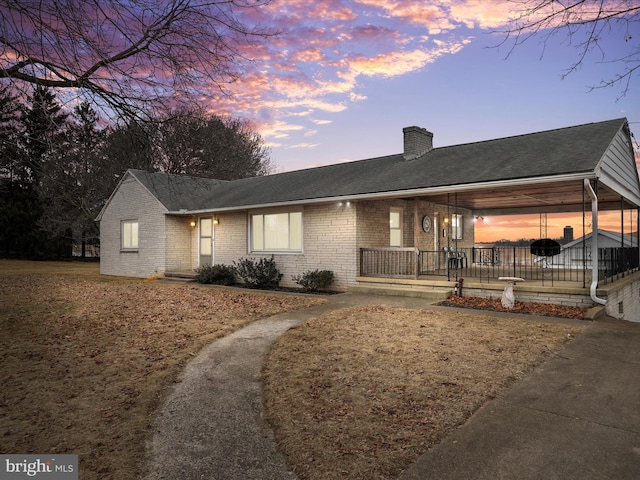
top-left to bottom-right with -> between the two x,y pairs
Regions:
126,117 -> 639,216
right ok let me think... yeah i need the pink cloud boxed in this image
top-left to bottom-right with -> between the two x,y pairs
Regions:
290,47 -> 327,63
207,1 -> 518,146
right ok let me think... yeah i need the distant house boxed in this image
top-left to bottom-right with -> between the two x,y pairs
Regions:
551,229 -> 637,271
97,118 -> 640,314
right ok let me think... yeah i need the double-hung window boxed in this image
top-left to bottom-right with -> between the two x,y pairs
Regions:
451,214 -> 463,240
251,210 -> 302,252
390,208 -> 402,247
121,220 -> 139,250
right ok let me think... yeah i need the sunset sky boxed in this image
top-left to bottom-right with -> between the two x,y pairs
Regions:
202,1 -> 639,242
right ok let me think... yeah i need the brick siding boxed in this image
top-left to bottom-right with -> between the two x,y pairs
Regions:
605,273 -> 640,322
100,176 -> 168,278
102,180 -> 475,288
213,204 -> 357,290
165,216 -> 193,271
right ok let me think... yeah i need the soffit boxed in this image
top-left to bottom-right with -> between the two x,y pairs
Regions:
420,179 -> 630,216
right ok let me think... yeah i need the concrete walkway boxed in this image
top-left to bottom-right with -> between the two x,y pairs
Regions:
145,293 -> 640,480
401,315 -> 640,480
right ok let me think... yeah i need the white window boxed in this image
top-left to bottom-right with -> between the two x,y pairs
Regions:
122,220 -> 139,250
390,208 -> 402,247
251,211 -> 302,252
451,214 -> 463,240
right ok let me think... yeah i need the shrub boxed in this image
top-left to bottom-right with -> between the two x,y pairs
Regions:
194,264 -> 236,285
233,256 -> 283,289
292,269 -> 335,292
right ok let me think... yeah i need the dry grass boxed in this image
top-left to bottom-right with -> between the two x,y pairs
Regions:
263,305 -> 585,480
0,260 -> 325,480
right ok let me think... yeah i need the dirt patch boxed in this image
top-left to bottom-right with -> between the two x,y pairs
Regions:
0,260 -> 325,480
263,305 -> 583,480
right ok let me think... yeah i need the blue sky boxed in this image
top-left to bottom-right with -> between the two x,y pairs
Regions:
206,0 -> 639,174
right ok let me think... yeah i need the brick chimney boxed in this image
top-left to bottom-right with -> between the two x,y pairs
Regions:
564,226 -> 574,243
403,126 -> 433,160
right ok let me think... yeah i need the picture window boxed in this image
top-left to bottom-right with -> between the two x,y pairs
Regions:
251,211 -> 302,252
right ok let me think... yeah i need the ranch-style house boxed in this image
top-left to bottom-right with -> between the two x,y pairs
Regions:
97,118 -> 640,321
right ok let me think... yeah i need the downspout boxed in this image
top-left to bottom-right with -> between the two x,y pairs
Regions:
584,179 -> 607,305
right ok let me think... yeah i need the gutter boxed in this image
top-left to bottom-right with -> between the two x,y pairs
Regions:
584,179 -> 607,305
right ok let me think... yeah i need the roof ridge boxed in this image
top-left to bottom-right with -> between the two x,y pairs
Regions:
260,152 -> 405,177
428,117 -> 627,152
129,169 -> 229,183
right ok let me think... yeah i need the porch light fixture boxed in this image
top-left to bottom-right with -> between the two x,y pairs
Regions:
190,220 -> 196,227
213,218 -> 219,225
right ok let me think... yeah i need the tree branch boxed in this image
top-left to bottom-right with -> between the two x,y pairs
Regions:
0,0 -> 276,120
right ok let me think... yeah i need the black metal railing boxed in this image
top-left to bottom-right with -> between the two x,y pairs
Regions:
359,247 -> 417,278
359,246 -> 639,284
599,247 -> 640,282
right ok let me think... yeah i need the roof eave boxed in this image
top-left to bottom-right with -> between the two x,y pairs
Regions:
167,172 -> 596,215
95,170 -> 134,222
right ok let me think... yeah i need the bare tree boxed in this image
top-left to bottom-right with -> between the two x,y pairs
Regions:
500,1 -> 640,96
153,108 -> 273,179
0,0 -> 275,120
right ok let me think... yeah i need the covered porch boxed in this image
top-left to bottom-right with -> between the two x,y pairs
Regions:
355,171 -> 640,309
356,246 -> 640,312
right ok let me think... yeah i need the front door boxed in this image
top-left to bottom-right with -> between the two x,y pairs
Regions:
199,218 -> 213,266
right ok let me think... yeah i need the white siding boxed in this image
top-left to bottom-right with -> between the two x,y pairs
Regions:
598,128 -> 640,206
100,176 -> 168,278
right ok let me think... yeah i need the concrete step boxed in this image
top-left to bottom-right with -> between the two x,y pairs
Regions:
161,271 -> 197,283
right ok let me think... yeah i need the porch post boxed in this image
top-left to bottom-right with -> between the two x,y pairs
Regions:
446,194 -> 451,281
414,197 -> 419,278
621,197 -> 624,248
582,182 -> 586,289
621,197 -> 625,276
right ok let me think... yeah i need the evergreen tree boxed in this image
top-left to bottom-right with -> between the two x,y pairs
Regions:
21,85 -> 68,186
39,102 -> 105,256
0,87 -> 21,181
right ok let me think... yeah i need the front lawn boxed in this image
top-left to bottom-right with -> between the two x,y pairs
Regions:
0,260 -> 324,480
263,304 -> 584,479
1,260 -> 586,480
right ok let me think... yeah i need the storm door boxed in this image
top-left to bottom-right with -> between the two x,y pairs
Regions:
199,218 -> 214,267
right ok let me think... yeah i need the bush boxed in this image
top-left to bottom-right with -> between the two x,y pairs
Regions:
292,269 -> 335,292
233,256 -> 283,289
195,264 -> 236,285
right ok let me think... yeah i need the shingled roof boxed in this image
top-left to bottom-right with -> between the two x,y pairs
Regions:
122,117 -> 636,214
